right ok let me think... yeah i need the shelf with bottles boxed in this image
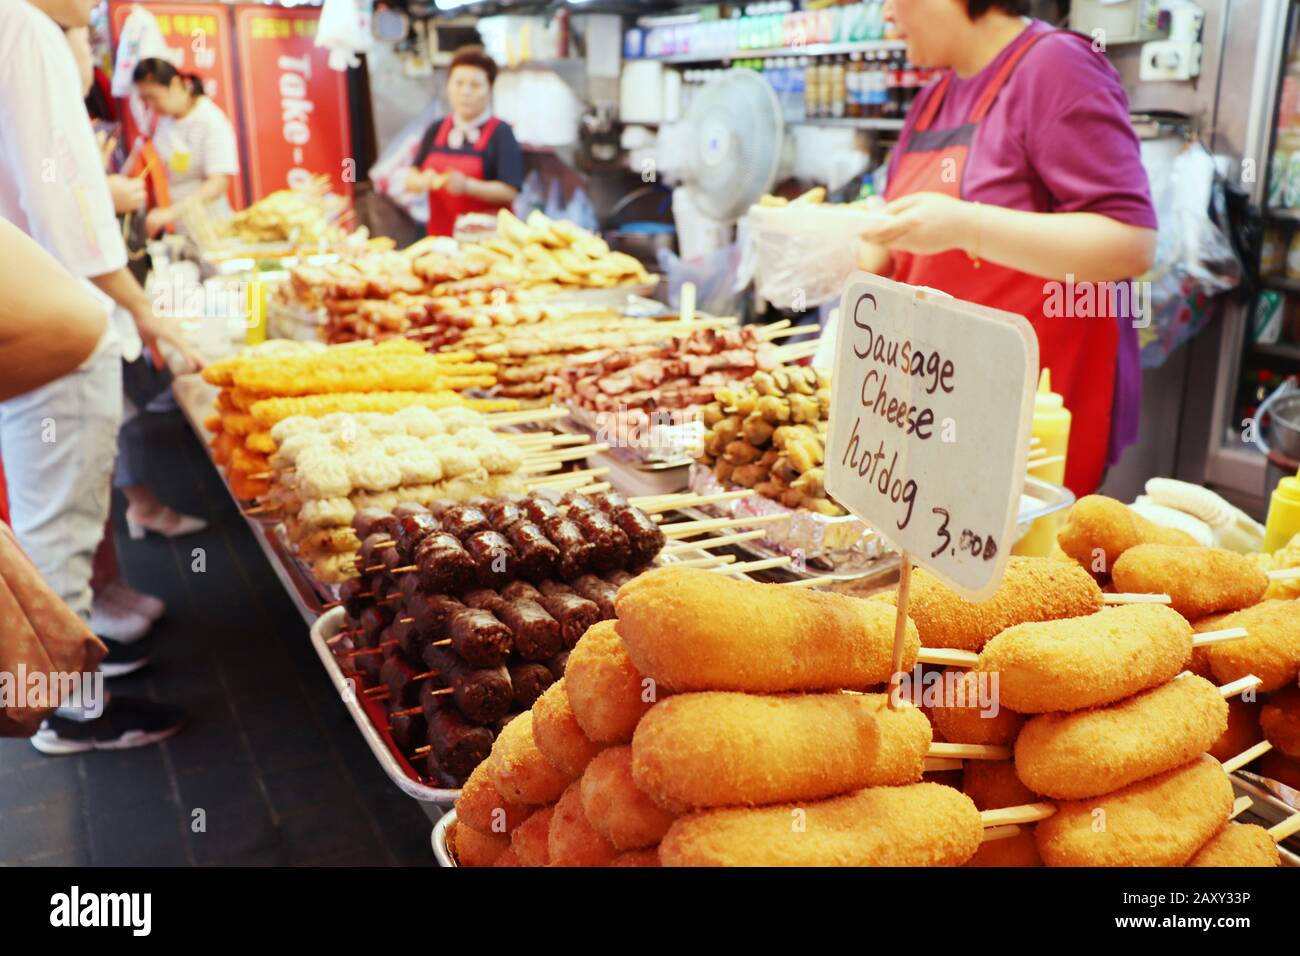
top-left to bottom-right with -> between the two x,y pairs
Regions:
627,1 -> 902,64
678,50 -> 931,128
1247,284 -> 1300,361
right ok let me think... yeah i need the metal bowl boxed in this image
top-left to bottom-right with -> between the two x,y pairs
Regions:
1268,392 -> 1300,460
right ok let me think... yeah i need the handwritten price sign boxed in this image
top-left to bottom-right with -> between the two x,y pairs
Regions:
824,273 -> 1038,600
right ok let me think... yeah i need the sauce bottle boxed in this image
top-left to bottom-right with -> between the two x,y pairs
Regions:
1014,369 -> 1071,557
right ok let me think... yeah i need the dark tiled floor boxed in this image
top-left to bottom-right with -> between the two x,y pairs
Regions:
0,408 -> 434,866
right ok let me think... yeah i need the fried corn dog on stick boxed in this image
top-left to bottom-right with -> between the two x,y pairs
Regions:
250,391 -> 516,430
580,746 -> 675,851
455,762 -> 535,836
531,679 -> 605,777
487,711 -> 574,805
1187,823 -> 1280,867
929,670 -> 1023,745
1199,599 -> 1300,693
1014,674 -> 1228,799
615,567 -> 919,693
659,783 -> 983,867
976,604 -> 1193,713
1035,754 -> 1233,867
891,557 -> 1103,652
1112,544 -> 1268,620
630,692 -> 884,811
963,761 -> 1043,867
549,780 -> 616,867
1057,494 -> 1197,575
565,621 -> 657,744
509,804 -> 555,867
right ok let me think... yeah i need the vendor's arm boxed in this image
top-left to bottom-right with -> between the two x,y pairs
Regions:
860,193 -> 1156,283
146,173 -> 230,234
448,171 -> 518,206
90,268 -> 205,371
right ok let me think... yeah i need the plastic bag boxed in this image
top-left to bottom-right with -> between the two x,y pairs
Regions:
564,189 -> 598,234
512,171 -> 545,220
111,7 -> 170,97
657,242 -> 743,318
1138,142 -> 1243,368
741,203 -> 879,311
315,0 -> 372,71
368,99 -> 441,225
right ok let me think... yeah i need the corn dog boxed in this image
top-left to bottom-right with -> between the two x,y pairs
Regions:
1111,544 -> 1268,620
1199,599 -> 1300,693
961,760 -> 1043,867
631,692 -> 885,810
976,604 -> 1192,713
493,846 -> 521,867
660,782 -> 982,867
894,557 -> 1103,652
581,746 -> 676,850
1207,695 -> 1262,763
929,669 -> 1023,745
1260,684 -> 1300,759
1057,494 -> 1196,575
1035,754 -> 1233,867
1187,823 -> 1280,867
549,780 -> 616,867
509,804 -> 555,866
609,847 -> 661,867
565,621 -> 656,744
1014,674 -> 1227,799
488,711 -> 574,805
450,821 -> 509,867
455,762 -> 535,836
531,678 -> 605,777
615,567 -> 919,693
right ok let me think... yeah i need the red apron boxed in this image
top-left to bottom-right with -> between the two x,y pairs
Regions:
886,30 -> 1115,495
422,115 -> 508,237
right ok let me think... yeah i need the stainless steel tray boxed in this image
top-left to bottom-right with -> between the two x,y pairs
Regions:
1232,772 -> 1300,866
432,809 -> 457,867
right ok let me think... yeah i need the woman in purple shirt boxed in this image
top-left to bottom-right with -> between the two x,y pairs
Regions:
858,1 -> 1157,494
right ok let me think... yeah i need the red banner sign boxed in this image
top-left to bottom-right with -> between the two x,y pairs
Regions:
233,5 -> 353,203
108,1 -> 245,208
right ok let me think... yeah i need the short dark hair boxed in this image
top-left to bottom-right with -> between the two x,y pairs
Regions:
966,0 -> 1031,17
449,45 -> 498,86
132,57 -> 203,97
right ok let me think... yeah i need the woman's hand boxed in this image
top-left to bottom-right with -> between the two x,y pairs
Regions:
858,192 -> 979,257
144,207 -> 175,238
443,169 -> 469,196
132,305 -> 205,373
108,174 -> 146,215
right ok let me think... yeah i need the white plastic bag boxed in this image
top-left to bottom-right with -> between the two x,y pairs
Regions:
111,6 -> 170,97
743,203 -> 882,311
315,0 -> 372,71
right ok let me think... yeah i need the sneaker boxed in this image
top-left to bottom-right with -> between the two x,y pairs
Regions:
30,697 -> 186,755
100,579 -> 165,623
89,599 -> 151,643
99,637 -> 152,678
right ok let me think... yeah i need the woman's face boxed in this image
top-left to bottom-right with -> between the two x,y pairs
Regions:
136,78 -> 190,118
884,0 -> 970,68
448,65 -> 491,121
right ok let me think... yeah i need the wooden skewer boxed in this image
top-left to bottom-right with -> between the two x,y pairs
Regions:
1025,455 -> 1066,472
390,705 -> 422,718
242,504 -> 277,516
483,407 -> 568,427
761,324 -> 819,341
1218,674 -> 1263,699
782,575 -> 838,589
716,555 -> 793,576
638,490 -> 753,515
666,553 -> 737,570
929,742 -> 1011,761
248,471 -> 274,480
1194,627 -> 1249,648
1267,809 -> 1300,843
923,757 -> 963,773
980,825 -> 1022,844
575,482 -> 612,495
363,686 -> 389,698
661,529 -> 769,553
524,466 -> 610,487
527,443 -> 610,463
979,803 -> 1058,827
761,318 -> 792,335
1103,592 -> 1171,605
917,647 -> 979,668
343,641 -> 397,658
1229,795 -> 1253,821
774,339 -> 822,362
1221,739 -> 1272,774
1268,567 -> 1300,582
518,460 -> 563,475
661,512 -> 791,539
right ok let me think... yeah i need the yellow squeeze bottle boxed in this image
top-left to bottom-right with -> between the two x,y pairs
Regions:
1014,369 -> 1071,557
1263,465 -> 1300,553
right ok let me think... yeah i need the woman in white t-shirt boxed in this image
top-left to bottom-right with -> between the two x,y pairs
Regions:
131,58 -> 239,237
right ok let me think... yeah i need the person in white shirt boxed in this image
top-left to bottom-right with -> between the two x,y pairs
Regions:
0,0 -> 195,752
131,57 -> 240,237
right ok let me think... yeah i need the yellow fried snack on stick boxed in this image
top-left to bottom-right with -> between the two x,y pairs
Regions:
660,782 -> 982,867
976,604 -> 1192,713
565,621 -> 657,744
531,678 -> 605,777
630,692 -> 884,811
455,761 -> 535,837
614,567 -> 919,693
1199,599 -> 1300,693
929,669 -> 1024,746
450,821 -> 508,867
1035,754 -> 1233,867
1111,544 -> 1268,620
487,711 -> 573,805
893,556 -> 1103,652
580,746 -> 675,851
1014,673 -> 1227,799
1057,494 -> 1197,576
1187,823 -> 1280,868
548,780 -> 615,867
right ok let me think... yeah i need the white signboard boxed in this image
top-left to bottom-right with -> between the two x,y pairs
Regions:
824,273 -> 1038,600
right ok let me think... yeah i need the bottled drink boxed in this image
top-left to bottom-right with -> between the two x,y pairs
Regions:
830,55 -> 846,119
